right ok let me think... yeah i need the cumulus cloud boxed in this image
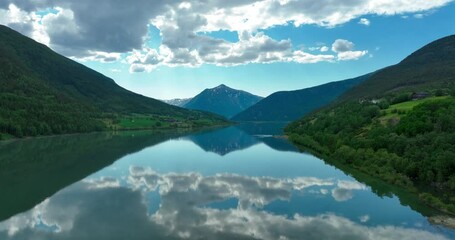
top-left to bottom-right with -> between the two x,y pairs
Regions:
0,0 -> 452,68
337,50 -> 369,61
292,50 -> 335,63
332,39 -> 355,53
77,51 -> 121,63
359,215 -> 370,223
358,18 -> 371,26
331,39 -> 368,61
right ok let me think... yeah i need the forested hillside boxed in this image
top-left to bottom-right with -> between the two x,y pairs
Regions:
0,25 -> 227,139
286,35 -> 455,214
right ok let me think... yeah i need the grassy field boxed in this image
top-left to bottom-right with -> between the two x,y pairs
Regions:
379,96 -> 449,125
107,114 -> 228,131
386,96 -> 448,113
118,117 -> 161,129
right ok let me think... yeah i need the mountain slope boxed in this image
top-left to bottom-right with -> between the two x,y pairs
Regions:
340,34 -> 455,100
232,74 -> 370,122
0,25 -> 226,138
183,84 -> 263,118
286,35 -> 455,214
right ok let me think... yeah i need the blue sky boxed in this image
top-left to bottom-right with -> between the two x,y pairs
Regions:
1,1 -> 455,99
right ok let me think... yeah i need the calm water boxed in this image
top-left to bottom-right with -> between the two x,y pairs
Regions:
0,123 -> 454,239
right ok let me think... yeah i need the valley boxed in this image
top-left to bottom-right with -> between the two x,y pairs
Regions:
1,2 -> 455,238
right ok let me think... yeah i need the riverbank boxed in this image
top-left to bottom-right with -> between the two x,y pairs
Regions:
286,134 -> 455,228
0,115 -> 232,142
285,97 -> 455,218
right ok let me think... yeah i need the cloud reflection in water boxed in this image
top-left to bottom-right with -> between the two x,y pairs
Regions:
0,167 -> 448,240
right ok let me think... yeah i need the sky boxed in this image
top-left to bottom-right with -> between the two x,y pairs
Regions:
1,0 -> 455,100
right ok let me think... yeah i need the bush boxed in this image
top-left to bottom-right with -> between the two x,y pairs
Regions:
378,100 -> 390,110
391,93 -> 410,104
435,89 -> 444,96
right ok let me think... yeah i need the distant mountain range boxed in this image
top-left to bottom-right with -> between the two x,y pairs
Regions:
183,84 -> 263,118
0,25 -> 225,138
162,98 -> 192,107
232,74 -> 370,122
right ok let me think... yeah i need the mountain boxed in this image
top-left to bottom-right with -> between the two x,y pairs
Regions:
232,74 -> 370,122
0,25 -> 226,138
286,35 -> 455,214
183,84 -> 263,118
162,98 -> 192,107
340,34 -> 455,101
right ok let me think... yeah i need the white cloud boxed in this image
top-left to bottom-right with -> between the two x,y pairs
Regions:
129,64 -> 147,73
292,50 -> 335,63
359,215 -> 370,223
78,51 -> 121,63
337,50 -> 368,61
331,39 -> 367,61
358,18 -> 370,26
332,39 -> 355,53
308,46 -> 329,52
1,0 -> 453,68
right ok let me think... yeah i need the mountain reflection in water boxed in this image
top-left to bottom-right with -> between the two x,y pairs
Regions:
0,123 -> 454,239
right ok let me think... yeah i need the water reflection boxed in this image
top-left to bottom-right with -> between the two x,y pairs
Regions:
0,130 -> 186,221
0,124 -> 454,239
186,123 -> 298,156
185,126 -> 260,155
0,168 -> 449,240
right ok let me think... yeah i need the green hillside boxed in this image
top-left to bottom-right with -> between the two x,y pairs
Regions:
340,34 -> 455,100
232,74 -> 370,122
286,35 -> 455,214
0,25 -> 227,139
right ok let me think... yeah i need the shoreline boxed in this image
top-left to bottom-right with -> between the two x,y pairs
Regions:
285,133 -> 455,229
0,122 -> 232,143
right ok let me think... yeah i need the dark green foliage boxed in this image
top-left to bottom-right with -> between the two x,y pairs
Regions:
286,98 -> 455,213
377,100 -> 390,109
0,25 -> 227,138
232,74 -> 370,122
435,89 -> 444,96
184,84 -> 263,118
287,35 -> 455,213
391,93 -> 411,104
